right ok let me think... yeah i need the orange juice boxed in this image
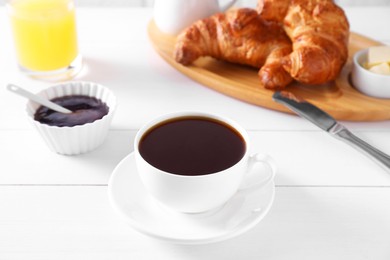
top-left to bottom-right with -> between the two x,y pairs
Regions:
8,0 -> 79,72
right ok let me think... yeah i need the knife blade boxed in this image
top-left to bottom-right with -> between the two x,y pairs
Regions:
273,91 -> 390,174
272,91 -> 337,131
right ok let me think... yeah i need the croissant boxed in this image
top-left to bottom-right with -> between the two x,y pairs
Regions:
257,0 -> 350,84
256,0 -> 289,23
174,8 -> 293,89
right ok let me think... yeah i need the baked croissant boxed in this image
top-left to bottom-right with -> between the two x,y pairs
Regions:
256,0 -> 290,23
174,8 -> 293,89
257,0 -> 350,84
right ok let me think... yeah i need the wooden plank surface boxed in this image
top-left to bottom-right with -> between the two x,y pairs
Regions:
2,130 -> 390,186
148,20 -> 390,121
0,186 -> 389,259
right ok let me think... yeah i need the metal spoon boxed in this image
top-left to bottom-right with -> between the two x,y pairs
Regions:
7,83 -> 72,114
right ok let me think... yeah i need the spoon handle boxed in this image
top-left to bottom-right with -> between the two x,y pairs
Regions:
7,84 -> 72,114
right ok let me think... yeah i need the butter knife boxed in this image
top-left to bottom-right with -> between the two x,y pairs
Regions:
273,91 -> 390,173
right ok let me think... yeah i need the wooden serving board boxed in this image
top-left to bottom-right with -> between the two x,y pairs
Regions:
148,20 -> 390,121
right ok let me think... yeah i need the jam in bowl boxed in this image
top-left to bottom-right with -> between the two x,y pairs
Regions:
26,82 -> 116,155
34,95 -> 109,127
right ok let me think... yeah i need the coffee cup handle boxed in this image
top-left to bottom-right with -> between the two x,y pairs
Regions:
239,153 -> 276,191
219,0 -> 238,12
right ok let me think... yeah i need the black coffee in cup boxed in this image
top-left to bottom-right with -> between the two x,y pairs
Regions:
139,116 -> 246,176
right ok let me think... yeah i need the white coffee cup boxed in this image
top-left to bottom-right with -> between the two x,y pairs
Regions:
134,111 -> 276,213
154,0 -> 237,35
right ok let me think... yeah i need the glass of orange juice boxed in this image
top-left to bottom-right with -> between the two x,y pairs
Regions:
7,0 -> 82,81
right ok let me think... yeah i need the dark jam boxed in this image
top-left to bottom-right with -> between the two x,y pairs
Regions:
139,116 -> 246,176
34,95 -> 109,127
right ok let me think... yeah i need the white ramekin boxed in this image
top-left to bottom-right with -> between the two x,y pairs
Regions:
26,81 -> 116,155
352,48 -> 390,98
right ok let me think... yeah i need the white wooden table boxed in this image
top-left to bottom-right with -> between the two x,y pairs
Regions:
1,6 -> 390,259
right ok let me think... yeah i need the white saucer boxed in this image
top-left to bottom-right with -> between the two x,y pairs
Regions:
108,153 -> 275,245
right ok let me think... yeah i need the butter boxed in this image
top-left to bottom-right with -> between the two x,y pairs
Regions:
368,46 -> 390,66
364,46 -> 390,75
368,62 -> 390,75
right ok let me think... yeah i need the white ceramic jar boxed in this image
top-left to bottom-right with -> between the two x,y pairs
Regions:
154,0 -> 237,35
